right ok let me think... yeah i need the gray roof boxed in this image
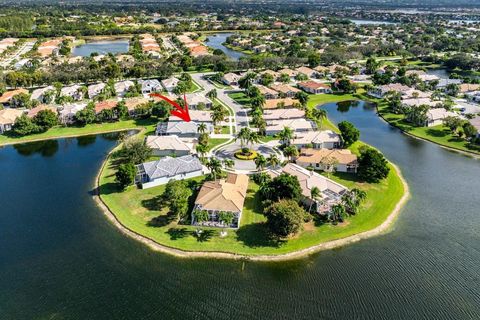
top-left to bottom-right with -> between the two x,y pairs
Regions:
164,121 -> 212,136
436,78 -> 463,88
139,155 -> 203,180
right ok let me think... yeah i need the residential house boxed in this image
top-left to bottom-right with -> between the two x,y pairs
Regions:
401,98 -> 439,109
368,83 -> 411,98
161,77 -> 180,92
58,103 -> 87,124
436,78 -> 463,90
296,66 -> 318,78
263,108 -> 305,121
0,89 -> 29,107
88,83 -> 106,99
169,110 -> 213,123
298,81 -> 332,94
264,98 -> 300,109
277,68 -> 298,80
138,79 -> 162,94
60,85 -> 84,101
221,73 -> 241,86
156,120 -> 213,137
269,163 -> 348,214
135,155 -> 204,189
94,100 -> 118,114
124,97 -> 150,116
259,69 -> 280,80
27,105 -> 58,118
30,86 -> 56,104
291,130 -> 341,149
145,135 -> 195,156
469,116 -> 480,138
184,93 -> 213,109
458,83 -> 480,94
114,80 -> 135,97
0,109 -> 24,134
426,108 -> 458,127
265,118 -> 316,135
296,148 -> 358,173
270,84 -> 301,98
257,85 -> 279,99
192,173 -> 249,228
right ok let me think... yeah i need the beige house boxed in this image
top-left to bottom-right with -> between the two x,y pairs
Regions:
291,130 -> 341,149
0,109 -> 24,134
145,135 -> 195,156
265,118 -> 316,135
296,148 -> 358,173
192,173 -> 249,228
270,84 -> 301,97
269,163 -> 348,214
263,108 -> 305,121
257,85 -> 279,99
264,98 -> 300,109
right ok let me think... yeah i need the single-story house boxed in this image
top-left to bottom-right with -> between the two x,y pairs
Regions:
94,100 -> 118,114
192,173 -> 249,228
426,108 -> 458,127
58,103 -> 87,124
221,73 -> 241,86
259,69 -> 280,80
469,116 -> 480,137
30,86 -> 56,104
0,108 -> 24,134
296,148 -> 358,173
298,81 -> 332,94
161,77 -> 180,92
368,83 -> 410,98
156,120 -> 213,137
124,97 -> 150,116
114,80 -> 135,97
269,84 -> 301,98
401,98 -> 439,109
277,68 -> 298,79
458,84 -> 480,94
138,79 -> 162,94
257,85 -> 279,99
135,155 -> 204,189
264,98 -> 300,109
60,85 -> 84,101
27,105 -> 58,118
184,93 -> 213,109
263,108 -> 305,121
88,83 -> 106,99
418,74 -> 440,83
296,66 -> 318,78
145,135 -> 195,156
169,110 -> 213,123
265,118 -> 316,135
269,163 -> 348,214
291,130 -> 341,149
436,78 -> 463,90
403,89 -> 432,99
0,89 -> 29,107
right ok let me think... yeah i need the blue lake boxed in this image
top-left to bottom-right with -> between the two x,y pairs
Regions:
72,39 -> 130,57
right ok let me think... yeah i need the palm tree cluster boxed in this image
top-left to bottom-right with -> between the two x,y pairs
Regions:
328,188 -> 367,223
235,127 -> 260,152
195,123 -> 209,160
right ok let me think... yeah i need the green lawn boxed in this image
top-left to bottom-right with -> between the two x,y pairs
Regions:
99,142 -> 406,256
207,138 -> 230,151
376,101 -> 480,155
228,92 -> 251,106
0,118 -> 158,146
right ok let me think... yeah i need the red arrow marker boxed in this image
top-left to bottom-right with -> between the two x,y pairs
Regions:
150,93 -> 191,122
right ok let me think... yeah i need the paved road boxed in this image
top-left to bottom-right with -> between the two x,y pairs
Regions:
191,72 -> 250,132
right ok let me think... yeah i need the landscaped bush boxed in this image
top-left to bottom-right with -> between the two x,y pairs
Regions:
234,149 -> 258,160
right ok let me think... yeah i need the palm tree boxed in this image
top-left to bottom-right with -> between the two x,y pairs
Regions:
218,211 -> 234,236
195,144 -> 208,160
197,123 -> 207,134
250,95 -> 266,110
267,154 -> 280,168
342,188 -> 367,215
309,186 -> 322,213
235,127 -> 252,149
283,145 -> 299,161
247,131 -> 260,146
223,158 -> 235,169
254,154 -> 267,171
211,108 -> 226,126
238,72 -> 256,90
207,89 -> 217,99
206,157 -> 222,180
330,204 -> 346,224
278,126 -> 294,145
312,108 -> 327,129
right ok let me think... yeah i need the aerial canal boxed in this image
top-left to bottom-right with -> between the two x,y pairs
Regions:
204,32 -> 246,60
0,102 -> 479,319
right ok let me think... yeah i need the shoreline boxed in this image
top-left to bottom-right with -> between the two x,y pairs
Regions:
375,108 -> 480,159
93,147 -> 410,261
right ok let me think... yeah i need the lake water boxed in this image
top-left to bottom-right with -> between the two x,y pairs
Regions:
72,39 -> 130,57
204,33 -> 245,60
349,19 -> 395,25
1,103 -> 480,319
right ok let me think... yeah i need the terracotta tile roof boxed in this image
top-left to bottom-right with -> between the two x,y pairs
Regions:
195,173 -> 249,213
0,108 -> 24,125
94,100 -> 118,113
297,148 -> 358,165
298,81 -> 330,90
27,105 -> 58,118
0,89 -> 29,104
264,98 -> 300,109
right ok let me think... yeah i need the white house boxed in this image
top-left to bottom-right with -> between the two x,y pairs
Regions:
30,86 -> 56,104
426,108 -> 458,127
0,109 -> 24,134
114,80 -> 135,97
161,77 -> 180,92
221,73 -> 241,86
135,155 -> 205,189
87,83 -> 106,99
291,130 -> 342,149
60,85 -> 84,101
265,118 -> 316,135
58,103 -> 88,124
139,79 -> 162,94
145,135 -> 195,156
